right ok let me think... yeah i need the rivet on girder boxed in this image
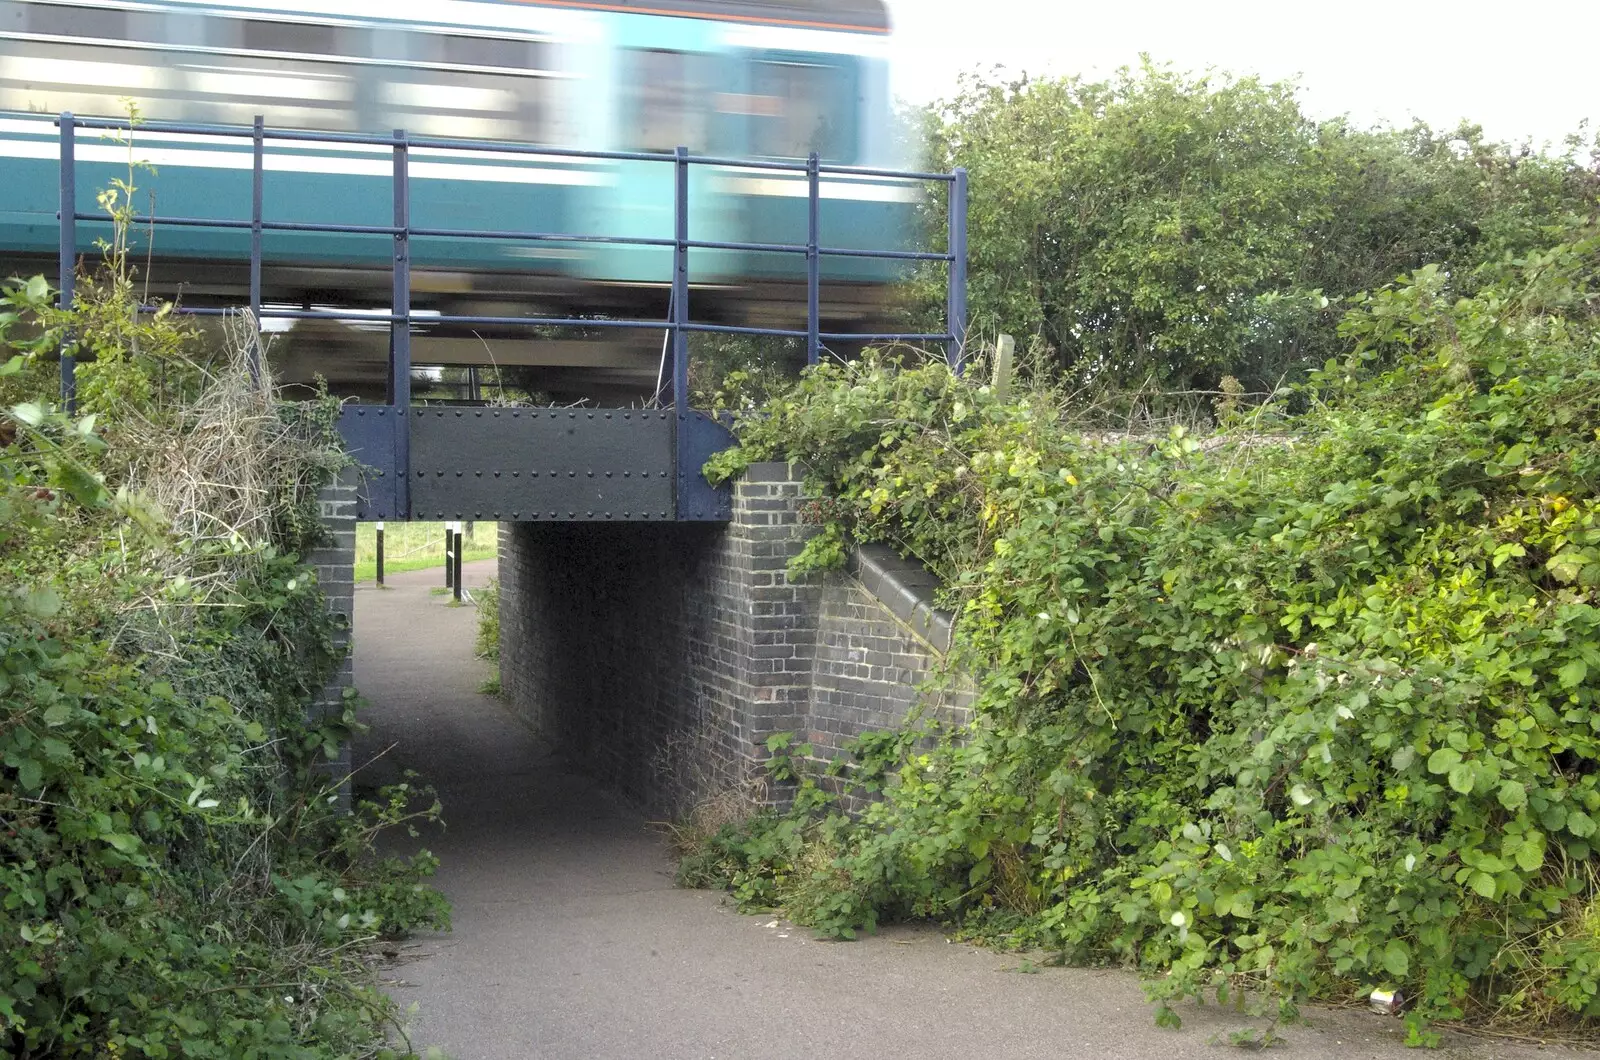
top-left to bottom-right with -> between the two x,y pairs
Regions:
475,411 -> 482,418
605,471 -> 612,478
357,409 -> 366,417
568,412 -> 576,419
376,469 -> 385,477
586,510 -> 594,517
586,471 -> 594,478
549,510 -> 557,517
604,512 -> 612,519
623,510 -> 631,517
586,412 -> 594,419
512,510 -> 520,518
512,471 -> 519,478
418,471 -> 426,478
604,412 -> 612,420
475,471 -> 483,478
493,411 -> 501,418
494,471 -> 501,478
456,471 -> 464,477
623,412 -> 631,420
454,410 -> 463,418
568,511 -> 575,518
623,471 -> 631,478
436,470 -> 444,477
568,471 -> 576,478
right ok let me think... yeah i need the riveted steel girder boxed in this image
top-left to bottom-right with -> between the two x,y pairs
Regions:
335,405 -> 733,522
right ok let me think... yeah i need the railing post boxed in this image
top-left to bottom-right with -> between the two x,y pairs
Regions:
57,112 -> 76,411
946,166 -> 969,373
671,146 -> 690,408
391,128 -> 412,517
248,115 -> 264,385
375,521 -> 385,587
444,523 -> 454,589
806,151 -> 821,366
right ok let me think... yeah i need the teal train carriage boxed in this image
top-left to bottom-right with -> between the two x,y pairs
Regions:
0,0 -> 921,400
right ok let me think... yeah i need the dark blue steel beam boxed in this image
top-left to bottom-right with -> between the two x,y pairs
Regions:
806,151 -> 821,366
947,167 -> 970,371
248,115 -> 263,385
56,113 -> 75,411
391,129 -> 412,516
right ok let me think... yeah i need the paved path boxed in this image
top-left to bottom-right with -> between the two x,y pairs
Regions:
353,563 -> 1578,1060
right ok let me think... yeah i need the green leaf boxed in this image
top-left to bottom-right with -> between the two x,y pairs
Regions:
104,833 -> 141,853
1496,781 -> 1528,811
1559,659 -> 1588,690
1567,810 -> 1596,838
0,354 -> 21,377
41,702 -> 72,727
16,758 -> 41,790
20,588 -> 62,618
1515,833 -> 1545,872
1468,871 -> 1498,899
1382,940 -> 1410,978
24,275 -> 48,302
1427,747 -> 1461,774
1448,763 -> 1475,795
10,402 -> 44,427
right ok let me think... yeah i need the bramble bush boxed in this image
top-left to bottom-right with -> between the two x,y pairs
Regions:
1,185 -> 449,1054
698,218 -> 1600,1036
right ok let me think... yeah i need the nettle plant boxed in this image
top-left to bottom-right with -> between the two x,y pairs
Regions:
704,220 -> 1600,1036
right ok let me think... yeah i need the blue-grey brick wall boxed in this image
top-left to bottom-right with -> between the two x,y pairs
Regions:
497,461 -> 968,813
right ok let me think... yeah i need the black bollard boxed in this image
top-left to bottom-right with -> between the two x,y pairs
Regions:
375,521 -> 385,587
444,525 -> 453,589
451,530 -> 464,603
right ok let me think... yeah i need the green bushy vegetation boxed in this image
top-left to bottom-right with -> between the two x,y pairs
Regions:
909,62 -> 1599,403
695,216 -> 1600,1038
0,215 -> 448,1052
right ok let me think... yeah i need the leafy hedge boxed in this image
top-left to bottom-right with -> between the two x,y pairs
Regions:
700,222 -> 1600,1035
1,271 -> 448,1057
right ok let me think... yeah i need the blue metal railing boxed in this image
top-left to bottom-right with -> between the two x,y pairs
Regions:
50,112 -> 969,519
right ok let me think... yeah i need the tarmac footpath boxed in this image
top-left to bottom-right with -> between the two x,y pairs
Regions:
352,561 -> 1578,1060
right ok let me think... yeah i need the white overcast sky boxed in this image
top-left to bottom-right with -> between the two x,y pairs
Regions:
887,0 -> 1599,150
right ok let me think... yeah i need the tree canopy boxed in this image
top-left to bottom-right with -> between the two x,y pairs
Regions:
924,61 -> 1600,395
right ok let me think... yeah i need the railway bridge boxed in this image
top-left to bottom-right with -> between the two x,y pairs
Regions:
42,112 -> 972,807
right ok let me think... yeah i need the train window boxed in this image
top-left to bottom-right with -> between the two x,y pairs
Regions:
440,34 -> 542,71
751,60 -> 850,161
626,49 -> 706,153
239,18 -> 338,55
26,2 -> 127,39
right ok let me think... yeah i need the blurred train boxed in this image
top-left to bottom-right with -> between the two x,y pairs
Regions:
0,0 -> 919,400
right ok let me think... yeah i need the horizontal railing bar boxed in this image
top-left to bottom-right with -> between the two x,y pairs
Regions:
822,332 -> 955,342
821,247 -> 953,262
72,212 -> 947,261
134,305 -> 953,345
75,212 -> 401,236
410,226 -> 673,248
52,115 -> 953,181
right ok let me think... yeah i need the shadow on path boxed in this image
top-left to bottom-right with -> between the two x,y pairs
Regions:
351,561 -> 1564,1060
